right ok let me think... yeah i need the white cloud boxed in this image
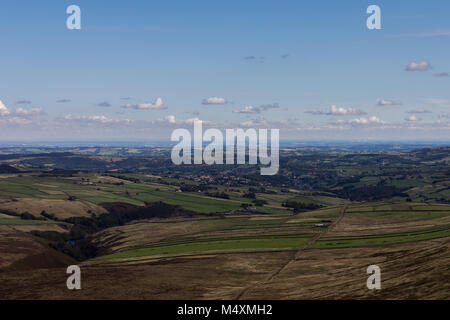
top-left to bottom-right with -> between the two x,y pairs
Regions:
405,115 -> 422,122
406,61 -> 431,71
158,115 -> 209,125
159,115 -> 193,124
163,115 -> 175,123
202,97 -> 228,105
6,117 -> 33,125
377,99 -> 402,106
238,117 -> 265,127
0,100 -> 11,116
0,101 -> 44,125
0,117 -> 33,125
123,97 -> 167,110
238,116 -> 298,128
233,106 -> 260,114
62,114 -> 133,124
239,120 -> 256,127
12,107 -> 46,116
233,103 -> 280,114
306,105 -> 366,116
346,116 -> 384,125
61,113 -> 212,128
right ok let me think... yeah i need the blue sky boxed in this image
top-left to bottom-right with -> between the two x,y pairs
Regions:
0,0 -> 449,140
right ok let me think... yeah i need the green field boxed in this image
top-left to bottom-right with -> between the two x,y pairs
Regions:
312,224 -> 450,248
0,174 -> 340,214
3,173 -> 449,263
91,204 -> 341,261
309,202 -> 450,249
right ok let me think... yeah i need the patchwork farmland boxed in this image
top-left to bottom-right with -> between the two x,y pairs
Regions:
0,147 -> 449,299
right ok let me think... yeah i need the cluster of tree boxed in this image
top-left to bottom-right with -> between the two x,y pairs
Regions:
248,187 -> 277,194
252,199 -> 267,207
31,230 -> 98,261
0,210 -> 42,221
243,192 -> 256,199
282,201 -> 322,213
0,164 -> 20,174
20,212 -> 37,220
336,183 -> 407,201
64,201 -> 184,234
240,203 -> 254,210
40,210 -> 58,220
38,168 -> 79,177
105,174 -> 140,183
180,184 -> 213,192
205,191 -> 230,199
33,201 -> 186,261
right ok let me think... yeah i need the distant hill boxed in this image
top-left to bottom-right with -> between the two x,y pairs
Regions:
0,164 -> 20,173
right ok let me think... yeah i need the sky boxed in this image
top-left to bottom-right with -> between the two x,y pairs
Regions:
0,0 -> 450,141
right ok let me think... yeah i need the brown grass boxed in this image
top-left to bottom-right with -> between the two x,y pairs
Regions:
0,226 -> 43,269
238,237 -> 450,300
330,214 -> 450,236
1,236 -> 448,300
0,198 -> 106,219
0,203 -> 449,300
93,220 -> 203,254
0,252 -> 292,300
9,224 -> 68,233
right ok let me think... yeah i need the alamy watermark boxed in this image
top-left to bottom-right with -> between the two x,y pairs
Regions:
65,4 -> 380,31
170,120 -> 279,175
66,265 -> 81,290
66,5 -> 81,30
366,265 -> 381,290
366,5 -> 381,30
